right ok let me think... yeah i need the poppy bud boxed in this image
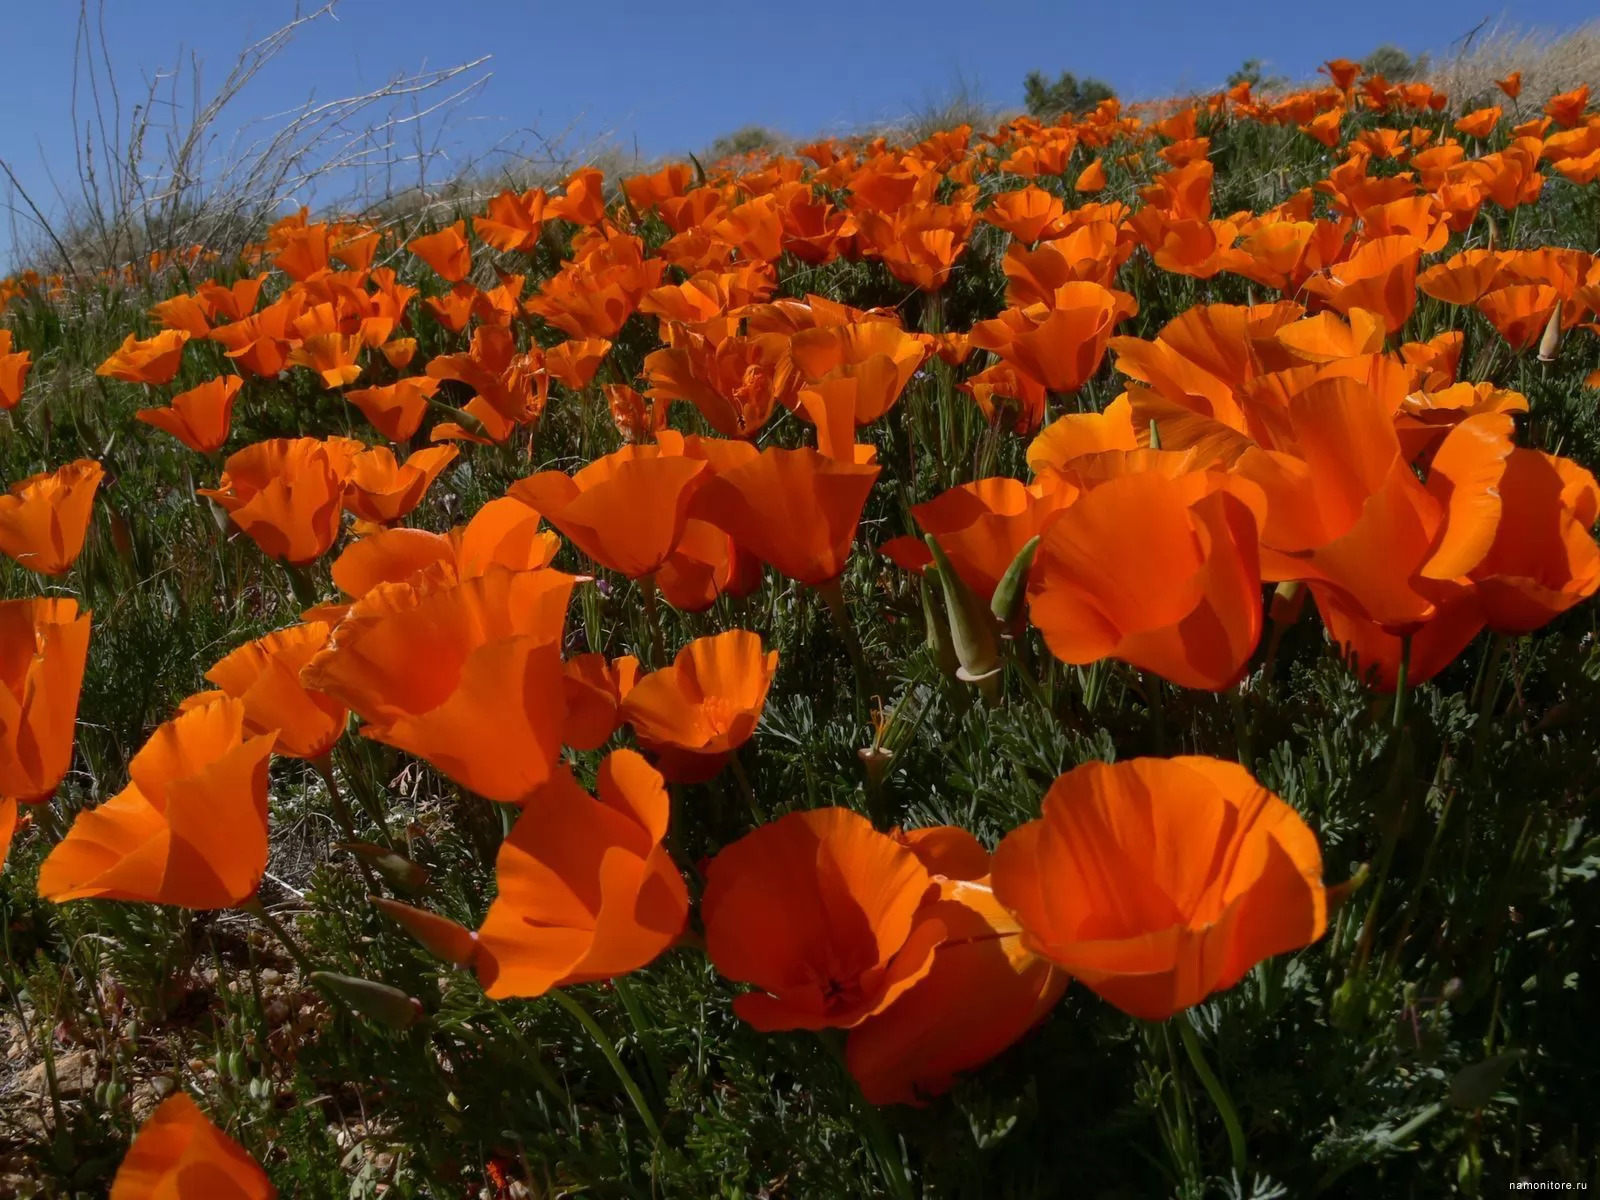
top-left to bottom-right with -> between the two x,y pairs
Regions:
371,897 -> 477,966
341,842 -> 430,893
920,571 -> 959,680
1537,301 -> 1562,362
311,972 -> 425,1030
989,535 -> 1041,628
924,534 -> 1000,686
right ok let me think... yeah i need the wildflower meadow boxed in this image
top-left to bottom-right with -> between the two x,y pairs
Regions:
1,27 -> 1599,1200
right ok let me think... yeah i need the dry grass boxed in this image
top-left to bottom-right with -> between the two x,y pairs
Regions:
1428,17 -> 1600,108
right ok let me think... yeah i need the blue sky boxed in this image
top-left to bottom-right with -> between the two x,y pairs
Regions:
0,0 -> 1591,267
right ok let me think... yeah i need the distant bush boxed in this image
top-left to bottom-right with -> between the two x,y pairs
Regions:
1362,43 -> 1429,82
1022,69 -> 1116,119
709,125 -> 783,160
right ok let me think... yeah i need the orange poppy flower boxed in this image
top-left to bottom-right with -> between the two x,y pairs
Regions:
788,321 -> 928,425
1495,71 -> 1522,100
0,459 -> 105,576
203,623 -> 346,760
109,1093 -> 275,1200
1322,58 -> 1360,91
690,447 -> 880,587
991,756 -> 1326,1021
606,383 -> 669,444
149,293 -> 212,339
380,338 -> 418,370
1453,106 -> 1502,138
846,875 -> 1068,1105
853,198 -> 976,292
562,653 -> 642,752
968,282 -> 1137,395
1003,221 -> 1128,303
475,750 -> 689,998
343,445 -> 458,525
300,569 -> 575,804
474,187 -> 549,253
1417,248 -> 1507,306
135,376 -> 241,454
982,187 -> 1066,244
425,285 -> 477,333
95,329 -> 191,385
1477,284 -> 1562,351
37,696 -> 276,908
544,338 -> 614,391
881,477 -> 1073,610
0,599 -> 91,826
1545,85 -> 1591,129
197,276 -> 266,324
642,329 -> 796,439
511,446 -> 707,580
1026,470 -> 1262,690
1470,450 -> 1600,633
286,332 -> 363,389
655,517 -> 763,611
1303,234 -> 1422,332
623,164 -> 692,213
1310,581 -> 1485,692
208,294 -> 299,378
198,438 -> 354,564
618,630 -> 777,783
408,219 -> 472,282
427,325 -> 547,432
1074,158 -> 1108,192
702,807 -> 946,1030
0,329 -> 32,409
549,166 -> 608,226
345,377 -> 440,443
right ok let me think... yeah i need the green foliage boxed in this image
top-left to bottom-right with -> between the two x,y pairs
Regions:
1361,44 -> 1430,82
1022,69 -> 1116,119
707,125 -> 782,160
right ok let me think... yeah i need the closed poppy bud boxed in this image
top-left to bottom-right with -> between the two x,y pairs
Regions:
846,876 -> 1068,1105
136,376 -> 241,454
311,972 -> 425,1029
343,445 -> 458,525
690,446 -> 879,587
0,599 -> 91,846
110,1093 -> 275,1199
96,329 -> 191,385
0,459 -> 105,576
408,219 -> 472,283
475,750 -> 689,998
991,534 -> 1042,627
991,756 -> 1326,1021
1026,471 -> 1263,691
301,569 -> 576,804
925,534 -> 1000,685
703,807 -> 946,1030
512,445 -> 707,581
373,896 -> 477,964
204,622 -> 347,759
619,630 -> 777,783
198,438 -> 350,564
38,696 -> 276,909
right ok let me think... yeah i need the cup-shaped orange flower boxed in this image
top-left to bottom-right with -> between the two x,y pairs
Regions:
285,332 -> 363,389
204,623 -> 347,760
0,598 -> 91,812
408,219 -> 472,282
510,447 -> 707,580
96,329 -> 191,385
343,445 -> 458,525
846,875 -> 1069,1105
1471,450 -> 1600,633
0,459 -> 105,576
991,756 -> 1326,1021
38,696 -> 276,908
110,1092 -> 275,1199
788,321 -> 928,425
475,750 -> 689,998
642,330 -> 796,439
0,329 -> 33,410
563,652 -> 642,751
197,438 -> 349,564
136,376 -> 241,454
702,807 -> 946,1030
968,282 -> 1137,395
618,630 -> 777,782
1026,471 -> 1263,690
300,569 -> 576,804
690,447 -> 880,586
345,378 -> 440,443
1303,235 -> 1423,332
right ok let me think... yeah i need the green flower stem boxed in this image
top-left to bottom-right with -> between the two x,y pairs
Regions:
1177,1014 -> 1247,1174
550,987 -> 663,1145
819,1031 -> 913,1200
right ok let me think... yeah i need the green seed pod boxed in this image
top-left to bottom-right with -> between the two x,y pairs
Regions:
990,535 -> 1042,628
924,535 -> 1000,685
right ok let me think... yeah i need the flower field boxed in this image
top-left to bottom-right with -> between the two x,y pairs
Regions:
1,58 -> 1599,1198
